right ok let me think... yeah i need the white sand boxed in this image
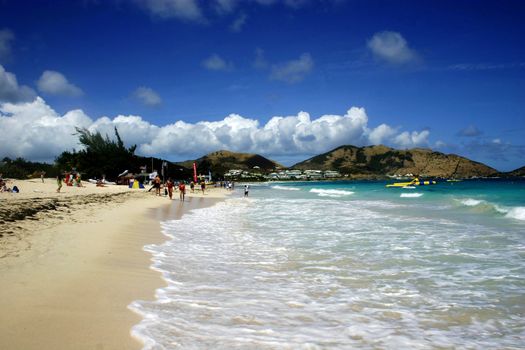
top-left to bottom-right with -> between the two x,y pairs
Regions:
0,178 -> 230,349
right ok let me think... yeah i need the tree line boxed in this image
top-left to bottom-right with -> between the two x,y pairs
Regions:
1,128 -> 193,181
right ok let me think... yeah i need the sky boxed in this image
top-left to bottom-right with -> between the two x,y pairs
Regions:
0,0 -> 524,171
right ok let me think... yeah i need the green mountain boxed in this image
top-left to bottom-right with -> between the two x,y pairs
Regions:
177,150 -> 283,177
291,145 -> 498,178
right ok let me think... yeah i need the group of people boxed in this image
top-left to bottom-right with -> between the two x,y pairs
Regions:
56,171 -> 84,193
0,174 -> 19,193
150,175 -> 188,201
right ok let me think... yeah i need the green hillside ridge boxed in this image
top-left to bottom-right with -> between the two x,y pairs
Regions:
291,145 -> 498,178
505,166 -> 525,177
177,150 -> 283,177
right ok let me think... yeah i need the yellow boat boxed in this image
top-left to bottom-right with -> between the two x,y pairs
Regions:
386,178 -> 437,188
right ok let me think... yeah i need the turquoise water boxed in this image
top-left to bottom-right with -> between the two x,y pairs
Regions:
131,179 -> 525,349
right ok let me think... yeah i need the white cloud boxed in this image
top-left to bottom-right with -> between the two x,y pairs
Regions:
394,130 -> 430,148
367,31 -> 418,64
0,98 -> 432,162
202,54 -> 234,71
37,70 -> 83,97
0,64 -> 36,103
270,53 -> 314,84
0,29 -> 15,63
133,86 -> 162,106
230,13 -> 247,32
135,0 -> 204,22
368,123 -> 397,145
0,97 -> 92,160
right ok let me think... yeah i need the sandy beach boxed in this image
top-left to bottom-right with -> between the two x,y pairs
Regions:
0,178 -> 229,350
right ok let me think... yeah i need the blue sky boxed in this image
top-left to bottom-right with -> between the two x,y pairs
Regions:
0,0 -> 524,171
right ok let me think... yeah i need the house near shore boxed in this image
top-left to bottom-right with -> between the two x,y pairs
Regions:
227,168 -> 342,181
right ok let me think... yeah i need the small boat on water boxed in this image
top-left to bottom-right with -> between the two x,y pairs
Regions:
386,178 -> 437,188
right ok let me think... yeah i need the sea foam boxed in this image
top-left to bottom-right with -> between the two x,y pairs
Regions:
400,193 -> 423,198
460,198 -> 485,206
309,188 -> 354,197
271,185 -> 301,191
505,207 -> 525,221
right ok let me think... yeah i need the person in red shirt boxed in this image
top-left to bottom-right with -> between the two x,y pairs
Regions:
178,181 -> 186,201
166,178 -> 174,200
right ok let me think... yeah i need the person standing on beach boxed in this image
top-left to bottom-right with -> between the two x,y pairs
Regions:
200,180 -> 206,195
154,175 -> 161,196
244,184 -> 249,197
178,181 -> 186,201
56,173 -> 63,193
41,171 -> 45,183
166,178 -> 174,200
190,181 -> 195,193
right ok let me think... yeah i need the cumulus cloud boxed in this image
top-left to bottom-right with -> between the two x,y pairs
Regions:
1,98 -> 432,162
368,123 -> 397,145
230,13 -> 247,32
0,64 -> 36,103
367,31 -> 418,64
202,54 -> 234,71
0,97 -> 92,160
0,29 -> 15,63
134,0 -> 204,22
37,70 -> 83,97
457,124 -> 482,137
394,130 -> 430,148
270,53 -> 314,84
133,86 -> 162,106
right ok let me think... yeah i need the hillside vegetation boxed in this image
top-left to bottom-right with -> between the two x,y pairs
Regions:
177,150 -> 283,176
292,145 -> 498,178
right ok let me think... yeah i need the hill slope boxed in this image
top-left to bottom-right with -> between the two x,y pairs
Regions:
292,145 -> 498,178
505,166 -> 525,177
177,150 -> 283,176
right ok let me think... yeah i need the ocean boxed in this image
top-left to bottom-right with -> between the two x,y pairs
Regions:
130,179 -> 525,349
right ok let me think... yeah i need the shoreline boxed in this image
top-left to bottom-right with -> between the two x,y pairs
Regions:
0,179 -> 229,350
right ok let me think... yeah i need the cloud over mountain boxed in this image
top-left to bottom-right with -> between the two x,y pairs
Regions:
1,97 -> 431,162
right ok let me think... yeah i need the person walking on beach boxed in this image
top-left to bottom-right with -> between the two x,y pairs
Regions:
166,178 -> 174,200
56,173 -> 63,193
154,175 -> 161,196
41,171 -> 45,183
200,180 -> 206,195
190,181 -> 195,193
244,184 -> 249,197
178,181 -> 186,201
